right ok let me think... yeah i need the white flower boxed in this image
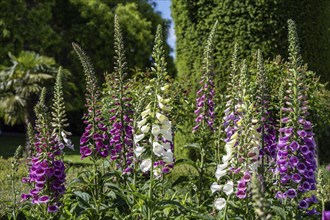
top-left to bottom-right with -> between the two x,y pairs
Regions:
163,142 -> 171,150
217,163 -> 228,171
222,153 -> 232,163
137,118 -> 147,128
140,158 -> 152,172
134,134 -> 145,144
214,198 -> 226,210
156,113 -> 169,124
215,164 -> 227,180
161,84 -> 170,91
162,151 -> 173,163
210,182 -> 222,194
153,142 -> 164,156
230,132 -> 238,140
159,102 -> 172,111
141,108 -> 151,118
157,95 -> 163,102
225,139 -> 236,150
134,146 -> 145,157
151,124 -> 161,136
251,118 -> 258,123
153,168 -> 162,179
223,181 -> 234,196
141,125 -> 150,133
160,129 -> 173,142
249,161 -> 259,172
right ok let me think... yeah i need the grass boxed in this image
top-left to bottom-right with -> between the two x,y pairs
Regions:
0,133 -> 93,164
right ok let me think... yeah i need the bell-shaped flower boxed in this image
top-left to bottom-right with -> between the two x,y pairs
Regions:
141,108 -> 151,119
151,124 -> 161,136
225,139 -> 236,155
222,153 -> 233,163
163,142 -> 171,150
215,163 -> 228,180
134,133 -> 145,144
156,112 -> 169,124
211,182 -> 222,194
134,146 -> 145,157
140,158 -> 152,172
141,125 -> 150,133
137,118 -> 147,128
162,151 -> 173,163
153,142 -> 164,157
214,198 -> 226,210
223,181 -> 234,196
159,102 -> 172,111
160,128 -> 173,142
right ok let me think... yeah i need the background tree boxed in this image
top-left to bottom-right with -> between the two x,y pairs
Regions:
0,0 -> 175,133
0,51 -> 56,128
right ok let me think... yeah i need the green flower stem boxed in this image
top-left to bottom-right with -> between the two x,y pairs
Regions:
222,195 -> 231,220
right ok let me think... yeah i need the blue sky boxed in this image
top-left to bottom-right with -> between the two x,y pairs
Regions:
153,0 -> 176,57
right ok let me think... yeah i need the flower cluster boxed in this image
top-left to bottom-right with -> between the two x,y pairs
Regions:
134,103 -> 174,177
193,73 -> 215,132
105,16 -> 134,174
193,21 -> 218,133
73,43 -> 109,160
255,51 -> 277,163
134,25 -> 174,177
51,67 -> 74,151
21,88 -> 66,213
275,20 -> 318,214
212,61 -> 262,210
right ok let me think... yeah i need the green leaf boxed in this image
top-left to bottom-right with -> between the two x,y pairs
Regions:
172,175 -> 190,187
271,205 -> 286,220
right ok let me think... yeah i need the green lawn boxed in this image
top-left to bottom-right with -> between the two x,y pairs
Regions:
0,133 -> 92,164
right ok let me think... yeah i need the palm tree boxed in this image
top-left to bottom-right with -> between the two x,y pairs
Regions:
0,51 -> 56,128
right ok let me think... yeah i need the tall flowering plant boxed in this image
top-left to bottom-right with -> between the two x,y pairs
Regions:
104,15 -> 134,175
73,43 -> 109,160
132,25 -> 174,219
255,50 -> 277,168
212,59 -> 261,218
134,25 -> 174,177
51,67 -> 74,151
275,20 -> 318,216
21,87 -> 66,214
189,21 -> 218,206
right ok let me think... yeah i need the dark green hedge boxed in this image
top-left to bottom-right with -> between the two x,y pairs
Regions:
172,0 -> 330,85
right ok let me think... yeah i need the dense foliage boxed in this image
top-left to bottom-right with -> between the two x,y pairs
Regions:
171,0 -> 330,85
0,0 -> 175,132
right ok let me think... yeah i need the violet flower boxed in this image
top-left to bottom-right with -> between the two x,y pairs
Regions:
275,20 -> 318,215
21,89 -> 66,211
